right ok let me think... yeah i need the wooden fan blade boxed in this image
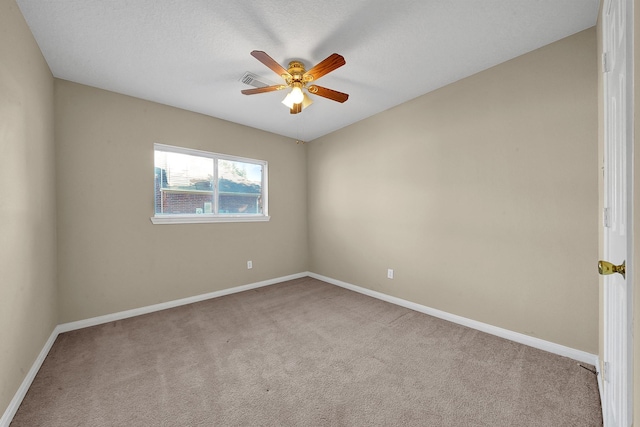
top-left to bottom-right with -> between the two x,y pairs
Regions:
241,85 -> 286,95
250,51 -> 291,78
304,53 -> 346,81
308,85 -> 349,103
290,103 -> 302,114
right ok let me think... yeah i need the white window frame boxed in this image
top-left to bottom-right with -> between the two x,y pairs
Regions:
151,143 -> 269,224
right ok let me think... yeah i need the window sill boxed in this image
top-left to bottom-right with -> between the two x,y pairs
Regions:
150,215 -> 270,225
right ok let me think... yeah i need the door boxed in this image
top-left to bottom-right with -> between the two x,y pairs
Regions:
601,0 -> 633,425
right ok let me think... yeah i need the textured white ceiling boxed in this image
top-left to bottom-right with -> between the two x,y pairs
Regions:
16,0 -> 599,142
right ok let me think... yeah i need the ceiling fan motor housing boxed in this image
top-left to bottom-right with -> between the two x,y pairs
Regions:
285,60 -> 308,85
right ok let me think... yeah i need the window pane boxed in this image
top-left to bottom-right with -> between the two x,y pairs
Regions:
218,159 -> 263,214
151,144 -> 268,224
155,150 -> 214,214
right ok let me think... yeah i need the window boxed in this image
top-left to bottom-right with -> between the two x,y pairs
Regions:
151,144 -> 269,224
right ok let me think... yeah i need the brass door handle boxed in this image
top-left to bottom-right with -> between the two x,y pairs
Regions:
598,260 -> 626,278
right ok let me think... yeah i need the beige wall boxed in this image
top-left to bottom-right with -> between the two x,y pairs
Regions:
308,29 -> 598,353
0,0 -> 57,416
54,80 -> 308,323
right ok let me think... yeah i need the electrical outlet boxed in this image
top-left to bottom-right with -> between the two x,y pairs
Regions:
387,269 -> 394,279
247,260 -> 253,269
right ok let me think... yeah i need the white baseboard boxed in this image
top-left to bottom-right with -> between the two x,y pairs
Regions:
57,272 -> 308,333
2,271 -> 600,427
308,272 -> 599,367
0,326 -> 59,427
597,360 -> 603,398
0,272 -> 307,427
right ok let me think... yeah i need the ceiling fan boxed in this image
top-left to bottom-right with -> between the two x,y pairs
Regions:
241,50 -> 349,114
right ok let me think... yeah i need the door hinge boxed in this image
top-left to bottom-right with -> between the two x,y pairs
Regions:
603,52 -> 611,73
604,207 -> 611,228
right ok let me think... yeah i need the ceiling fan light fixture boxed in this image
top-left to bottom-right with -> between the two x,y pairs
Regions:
301,92 -> 313,109
282,90 -> 313,110
289,84 -> 304,104
281,92 -> 295,109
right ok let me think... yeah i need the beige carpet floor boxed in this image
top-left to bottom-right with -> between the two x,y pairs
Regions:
11,277 -> 602,426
